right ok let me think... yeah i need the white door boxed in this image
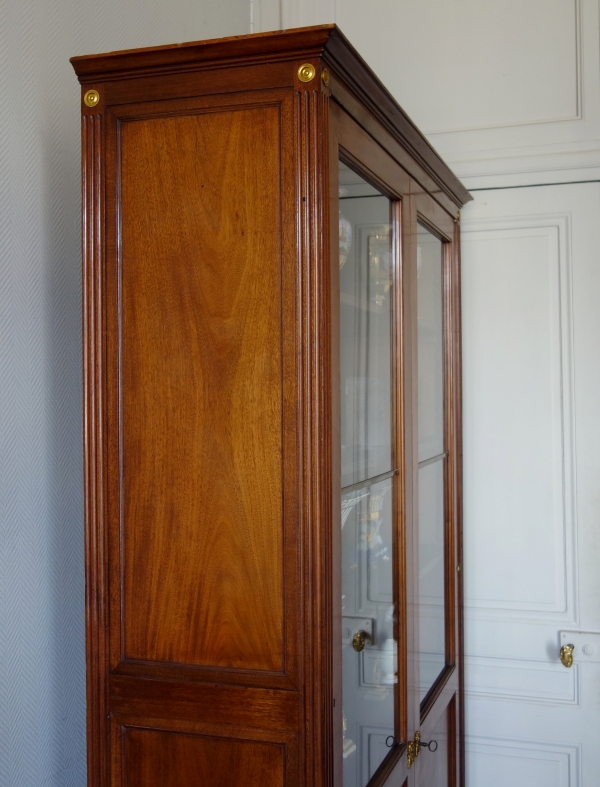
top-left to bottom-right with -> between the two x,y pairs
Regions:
461,182 -> 600,787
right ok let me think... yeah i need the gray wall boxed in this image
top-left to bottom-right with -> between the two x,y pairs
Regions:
0,2 -> 249,785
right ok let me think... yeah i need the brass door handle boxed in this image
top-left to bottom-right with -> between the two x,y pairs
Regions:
560,643 -> 575,668
352,630 -> 368,652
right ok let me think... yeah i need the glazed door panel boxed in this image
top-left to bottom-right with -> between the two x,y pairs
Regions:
411,190 -> 461,787
331,109 -> 463,787
338,163 -> 396,786
416,222 -> 447,701
331,102 -> 412,787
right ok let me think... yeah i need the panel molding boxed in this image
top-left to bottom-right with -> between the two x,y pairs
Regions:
112,715 -> 297,787
421,0 -> 599,186
102,89 -> 302,690
465,735 -> 581,787
464,655 -> 579,706
358,725 -> 395,785
461,213 -> 579,627
423,0 -> 583,136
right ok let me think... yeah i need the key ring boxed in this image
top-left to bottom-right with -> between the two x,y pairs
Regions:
422,740 -> 438,752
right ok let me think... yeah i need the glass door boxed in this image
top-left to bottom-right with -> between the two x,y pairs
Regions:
416,222 -> 447,704
412,200 -> 461,787
338,160 -> 397,787
330,103 -> 463,787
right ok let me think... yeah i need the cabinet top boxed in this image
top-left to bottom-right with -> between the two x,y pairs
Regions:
70,24 -> 340,78
70,25 -> 471,208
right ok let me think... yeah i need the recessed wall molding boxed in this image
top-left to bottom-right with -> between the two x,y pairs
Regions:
359,725 -> 395,785
464,655 -> 579,706
461,214 -> 578,627
466,735 -> 581,787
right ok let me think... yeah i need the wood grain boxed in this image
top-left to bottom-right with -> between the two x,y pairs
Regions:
119,105 -> 284,671
108,676 -> 299,729
415,702 -> 451,787
124,728 -> 285,787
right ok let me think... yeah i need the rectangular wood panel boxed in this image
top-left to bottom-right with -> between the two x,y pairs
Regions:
123,728 -> 285,787
118,106 -> 284,672
416,705 -> 450,787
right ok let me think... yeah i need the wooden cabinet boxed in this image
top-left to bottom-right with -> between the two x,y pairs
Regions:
71,24 -> 471,787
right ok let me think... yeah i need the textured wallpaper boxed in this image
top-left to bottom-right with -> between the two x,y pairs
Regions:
0,2 -> 249,785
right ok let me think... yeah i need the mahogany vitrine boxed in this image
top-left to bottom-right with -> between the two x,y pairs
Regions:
71,24 -> 471,787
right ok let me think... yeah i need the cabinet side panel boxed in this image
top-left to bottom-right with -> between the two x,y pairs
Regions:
123,729 -> 285,787
119,106 -> 284,671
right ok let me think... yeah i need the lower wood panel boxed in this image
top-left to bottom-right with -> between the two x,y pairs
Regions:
112,717 -> 297,787
124,729 -> 284,787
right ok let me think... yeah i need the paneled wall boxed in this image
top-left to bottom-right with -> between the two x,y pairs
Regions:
253,0 -> 600,187
0,3 -> 248,787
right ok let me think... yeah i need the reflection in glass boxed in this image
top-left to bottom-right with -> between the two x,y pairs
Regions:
341,479 -> 396,787
417,225 -> 444,463
339,161 -> 397,787
339,162 -> 393,488
416,222 -> 447,703
418,460 -> 446,701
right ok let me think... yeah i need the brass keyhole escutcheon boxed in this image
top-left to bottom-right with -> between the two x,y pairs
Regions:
84,89 -> 100,108
352,630 -> 367,652
407,732 -> 421,769
298,63 -> 316,82
560,643 -> 575,668
407,740 -> 416,769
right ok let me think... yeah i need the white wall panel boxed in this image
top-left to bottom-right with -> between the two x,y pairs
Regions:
461,183 -> 600,787
0,4 -> 249,787
254,0 -> 600,187
339,0 -> 580,134
464,656 -> 579,705
461,216 -> 577,622
466,737 -> 580,787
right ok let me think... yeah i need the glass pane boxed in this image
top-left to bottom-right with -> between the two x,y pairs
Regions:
339,162 -> 393,488
417,224 -> 444,463
416,222 -> 447,702
341,478 -> 397,787
418,459 -> 446,701
339,161 -> 397,787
